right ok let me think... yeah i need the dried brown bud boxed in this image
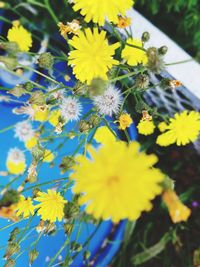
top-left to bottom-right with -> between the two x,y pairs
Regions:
7,85 -> 26,98
29,249 -> 39,266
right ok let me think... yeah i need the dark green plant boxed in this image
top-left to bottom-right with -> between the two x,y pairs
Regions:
135,0 -> 200,59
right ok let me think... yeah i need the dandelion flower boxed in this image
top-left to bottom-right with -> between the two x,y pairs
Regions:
68,28 -> 119,84
94,126 -> 116,145
6,148 -> 26,175
157,111 -> 200,146
117,16 -> 132,28
43,150 -> 54,163
122,38 -> 148,66
32,105 -> 49,122
137,120 -> 155,136
15,195 -> 35,218
7,21 -> 32,52
49,109 -> 62,127
118,113 -> 133,130
72,0 -> 134,26
14,120 -> 34,142
35,190 -> 67,222
25,136 -> 38,150
71,141 -> 164,222
60,96 -> 82,121
93,85 -> 122,116
162,190 -> 191,223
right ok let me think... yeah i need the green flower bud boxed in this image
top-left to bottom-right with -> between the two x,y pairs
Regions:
83,250 -> 91,261
70,241 -> 82,252
24,82 -> 34,92
88,78 -> 108,97
60,156 -> 75,174
0,190 -> 20,207
38,52 -> 54,70
0,56 -> 18,70
32,188 -> 41,198
158,46 -> 168,55
79,120 -> 91,133
4,242 -> 20,259
29,91 -> 46,105
4,259 -> 15,267
29,249 -> 39,266
142,31 -> 150,42
88,114 -> 101,128
31,146 -> 45,163
147,47 -> 165,74
8,228 -> 19,242
7,85 -> 26,98
64,223 -> 74,235
0,41 -> 19,55
135,74 -> 150,89
64,202 -> 79,219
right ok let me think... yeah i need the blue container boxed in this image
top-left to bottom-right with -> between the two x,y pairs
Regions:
0,14 -> 137,267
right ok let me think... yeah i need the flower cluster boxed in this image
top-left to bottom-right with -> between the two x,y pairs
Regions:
0,0 -> 196,266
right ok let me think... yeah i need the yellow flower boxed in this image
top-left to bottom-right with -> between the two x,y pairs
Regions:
7,161 -> 26,175
94,126 -> 116,145
25,136 -> 38,150
118,113 -> 133,130
71,141 -> 164,222
6,148 -> 26,175
137,120 -> 155,135
68,28 -> 119,85
72,0 -> 134,26
43,149 -> 54,163
162,190 -> 191,223
49,109 -> 61,127
117,16 -> 132,28
122,38 -> 148,66
157,111 -> 200,146
35,190 -> 67,222
15,195 -> 35,218
32,105 -> 49,122
7,21 -> 32,52
158,121 -> 168,132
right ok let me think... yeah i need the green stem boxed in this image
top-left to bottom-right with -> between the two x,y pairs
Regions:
110,70 -> 141,82
44,0 -> 59,24
165,58 -> 193,66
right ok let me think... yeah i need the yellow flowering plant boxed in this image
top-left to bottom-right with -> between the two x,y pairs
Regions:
0,1 -> 198,266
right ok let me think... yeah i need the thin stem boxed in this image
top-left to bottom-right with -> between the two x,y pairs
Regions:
165,58 -> 193,66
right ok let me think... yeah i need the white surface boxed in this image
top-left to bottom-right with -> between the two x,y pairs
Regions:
126,9 -> 200,99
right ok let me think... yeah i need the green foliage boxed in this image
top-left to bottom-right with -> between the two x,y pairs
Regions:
135,0 -> 200,58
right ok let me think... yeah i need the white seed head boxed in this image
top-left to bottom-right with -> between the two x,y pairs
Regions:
93,85 -> 123,116
60,96 -> 82,121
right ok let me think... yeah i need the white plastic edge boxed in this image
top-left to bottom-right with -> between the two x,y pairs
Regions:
124,9 -> 200,99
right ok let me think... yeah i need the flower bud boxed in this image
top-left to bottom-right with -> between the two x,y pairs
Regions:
38,52 -> 54,70
7,85 -> 26,98
83,250 -> 91,261
88,114 -> 101,128
79,120 -> 91,133
0,56 -> 18,70
142,31 -> 150,42
158,45 -> 168,55
31,146 -> 45,163
0,41 -> 19,55
4,242 -> 20,259
147,47 -> 165,74
8,228 -> 19,242
59,156 -> 75,174
29,91 -> 46,105
70,241 -> 82,252
4,259 -> 15,267
64,202 -> 79,219
135,74 -> 150,89
29,249 -> 39,266
64,223 -> 74,235
88,78 -> 108,96
24,82 -> 34,92
0,190 -> 19,207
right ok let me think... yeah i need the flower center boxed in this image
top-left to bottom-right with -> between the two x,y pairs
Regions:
107,175 -> 119,186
